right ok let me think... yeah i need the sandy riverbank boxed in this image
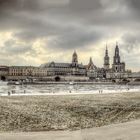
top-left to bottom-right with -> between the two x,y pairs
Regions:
0,92 -> 140,132
1,119 -> 140,140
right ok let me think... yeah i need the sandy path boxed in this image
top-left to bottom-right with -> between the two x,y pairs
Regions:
0,120 -> 140,140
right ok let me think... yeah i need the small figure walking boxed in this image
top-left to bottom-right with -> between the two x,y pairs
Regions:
8,91 -> 11,96
11,90 -> 15,94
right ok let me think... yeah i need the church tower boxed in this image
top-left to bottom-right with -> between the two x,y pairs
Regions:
104,45 -> 110,70
72,51 -> 78,67
113,43 -> 120,64
112,43 -> 125,72
88,57 -> 94,70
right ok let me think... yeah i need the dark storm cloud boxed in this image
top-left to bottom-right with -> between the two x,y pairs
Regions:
0,0 -> 106,49
126,0 -> 140,11
0,0 -> 69,11
48,28 -> 104,50
0,0 -> 140,70
0,0 -> 107,51
68,0 -> 102,11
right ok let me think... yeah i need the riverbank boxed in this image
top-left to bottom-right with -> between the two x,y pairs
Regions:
7,81 -> 116,86
1,120 -> 140,140
6,80 -> 140,86
0,92 -> 140,132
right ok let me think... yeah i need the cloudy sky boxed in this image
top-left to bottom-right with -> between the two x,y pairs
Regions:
0,0 -> 140,71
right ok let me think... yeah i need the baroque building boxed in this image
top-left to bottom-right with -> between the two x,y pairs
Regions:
112,44 -> 125,72
0,66 -> 48,81
0,42 -> 136,82
105,43 -> 130,79
86,57 -> 98,79
40,51 -> 87,81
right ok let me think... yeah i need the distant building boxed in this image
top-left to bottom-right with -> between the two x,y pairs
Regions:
9,66 -> 47,76
40,51 -> 87,77
112,44 -> 125,73
0,42 -> 139,82
0,66 -> 9,81
0,66 -> 48,81
105,43 -> 131,80
104,46 -> 110,70
86,57 -> 97,79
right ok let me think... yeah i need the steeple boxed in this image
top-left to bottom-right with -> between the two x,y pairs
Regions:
88,57 -> 96,70
113,42 -> 120,64
104,44 -> 110,70
88,57 -> 93,69
112,43 -> 125,72
105,45 -> 108,57
72,51 -> 78,67
89,57 -> 93,64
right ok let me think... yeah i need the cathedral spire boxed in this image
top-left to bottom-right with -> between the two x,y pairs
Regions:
104,44 -> 110,70
114,42 -> 120,64
89,57 -> 93,64
105,44 -> 108,56
112,43 -> 125,72
72,50 -> 78,67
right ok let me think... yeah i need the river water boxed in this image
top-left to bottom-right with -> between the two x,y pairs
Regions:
0,82 -> 140,96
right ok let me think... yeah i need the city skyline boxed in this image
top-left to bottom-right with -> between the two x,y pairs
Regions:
0,43 -> 135,72
0,0 -> 140,72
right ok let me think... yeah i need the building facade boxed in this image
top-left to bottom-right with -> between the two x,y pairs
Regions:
0,66 -> 48,81
112,44 -> 125,73
86,57 -> 98,79
0,66 -> 9,81
40,51 -> 87,77
105,44 -> 131,80
0,43 -> 137,82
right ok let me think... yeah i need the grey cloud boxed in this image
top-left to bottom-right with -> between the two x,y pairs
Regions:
0,0 -> 69,12
0,0 -> 138,49
122,33 -> 140,44
126,0 -> 140,11
68,0 -> 103,11
47,28 -> 104,50
121,33 -> 140,52
0,0 -> 140,70
3,39 -> 33,55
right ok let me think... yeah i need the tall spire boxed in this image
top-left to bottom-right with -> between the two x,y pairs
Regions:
88,57 -> 96,70
72,50 -> 78,67
104,44 -> 110,70
112,42 -> 125,72
105,44 -> 108,56
74,50 -> 77,55
115,42 -> 119,54
89,57 -> 93,64
114,42 -> 120,64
